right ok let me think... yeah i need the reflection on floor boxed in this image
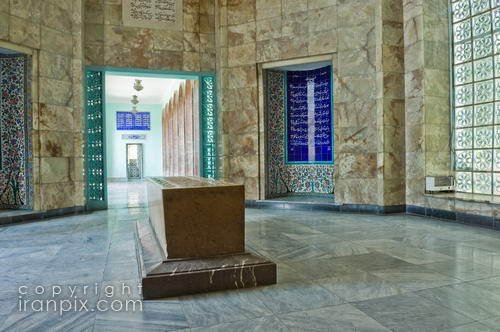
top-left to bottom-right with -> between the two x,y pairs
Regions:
0,181 -> 500,330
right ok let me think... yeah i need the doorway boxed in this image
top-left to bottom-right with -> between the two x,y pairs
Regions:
126,144 -> 143,180
84,68 -> 218,210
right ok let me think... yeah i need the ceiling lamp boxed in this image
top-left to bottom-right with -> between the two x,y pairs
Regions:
134,79 -> 143,92
131,95 -> 139,113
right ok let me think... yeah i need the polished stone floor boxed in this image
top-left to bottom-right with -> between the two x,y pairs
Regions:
0,182 -> 500,331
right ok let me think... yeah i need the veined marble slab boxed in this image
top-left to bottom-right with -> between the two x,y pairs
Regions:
135,215 -> 276,299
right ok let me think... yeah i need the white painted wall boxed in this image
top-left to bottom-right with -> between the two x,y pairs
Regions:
105,103 -> 163,179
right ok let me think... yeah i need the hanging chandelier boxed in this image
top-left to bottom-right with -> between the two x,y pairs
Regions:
130,94 -> 139,113
134,79 -> 143,92
130,79 -> 144,113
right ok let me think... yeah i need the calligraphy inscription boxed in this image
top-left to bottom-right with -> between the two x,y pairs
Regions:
123,0 -> 182,30
286,66 -> 333,163
117,112 -> 151,131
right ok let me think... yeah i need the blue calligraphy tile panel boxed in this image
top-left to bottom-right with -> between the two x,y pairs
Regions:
286,66 -> 332,163
266,70 -> 335,196
116,112 -> 151,131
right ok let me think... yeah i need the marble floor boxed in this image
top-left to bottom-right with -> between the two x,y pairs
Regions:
0,182 -> 500,331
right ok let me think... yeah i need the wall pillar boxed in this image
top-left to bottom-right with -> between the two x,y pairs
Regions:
403,0 -> 451,207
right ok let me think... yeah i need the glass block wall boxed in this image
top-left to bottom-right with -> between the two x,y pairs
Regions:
452,0 -> 500,195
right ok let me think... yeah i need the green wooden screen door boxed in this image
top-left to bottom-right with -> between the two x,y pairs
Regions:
200,75 -> 218,179
85,70 -> 107,210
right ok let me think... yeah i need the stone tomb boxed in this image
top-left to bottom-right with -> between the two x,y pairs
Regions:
137,176 -> 276,299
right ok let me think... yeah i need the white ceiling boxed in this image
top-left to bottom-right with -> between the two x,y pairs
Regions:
105,74 -> 185,106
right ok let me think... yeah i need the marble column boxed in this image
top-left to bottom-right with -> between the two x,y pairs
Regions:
193,80 -> 200,175
185,81 -> 194,175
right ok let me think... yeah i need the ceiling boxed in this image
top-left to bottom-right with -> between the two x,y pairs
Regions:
105,74 -> 185,106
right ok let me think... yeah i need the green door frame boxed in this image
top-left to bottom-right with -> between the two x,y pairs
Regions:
84,66 -> 218,211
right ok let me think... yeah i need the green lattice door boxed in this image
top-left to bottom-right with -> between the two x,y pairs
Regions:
200,74 -> 218,179
85,70 -> 107,210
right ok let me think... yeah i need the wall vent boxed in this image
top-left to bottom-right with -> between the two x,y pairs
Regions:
425,176 -> 455,193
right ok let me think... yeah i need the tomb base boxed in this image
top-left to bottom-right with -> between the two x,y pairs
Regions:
135,218 -> 277,299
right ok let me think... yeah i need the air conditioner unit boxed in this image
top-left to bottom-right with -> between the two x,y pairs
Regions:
425,176 -> 454,192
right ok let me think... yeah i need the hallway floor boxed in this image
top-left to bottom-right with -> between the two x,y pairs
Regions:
0,182 -> 500,331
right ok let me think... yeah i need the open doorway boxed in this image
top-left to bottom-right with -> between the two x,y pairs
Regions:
126,143 -> 143,180
104,73 -> 199,182
0,47 -> 32,211
85,68 -> 217,210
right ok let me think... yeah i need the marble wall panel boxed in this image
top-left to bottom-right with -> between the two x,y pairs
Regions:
218,0 -> 400,202
1,0 -> 83,211
0,12 -> 9,40
401,0 -> 490,217
40,158 -> 70,184
85,0 -> 216,71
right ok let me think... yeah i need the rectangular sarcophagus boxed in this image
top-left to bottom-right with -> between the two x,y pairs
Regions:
146,176 -> 245,259
139,176 -> 276,299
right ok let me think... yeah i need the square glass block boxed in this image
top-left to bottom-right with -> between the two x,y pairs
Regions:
474,35 -> 494,59
475,80 -> 495,103
473,13 -> 492,36
495,125 -> 500,146
455,62 -> 473,85
454,20 -> 472,42
456,128 -> 474,149
473,172 -> 493,194
455,83 -> 474,106
474,149 -> 493,170
494,8 -> 500,30
496,102 -> 500,122
456,106 -> 474,127
455,41 -> 473,63
495,55 -> 500,77
456,172 -> 473,193
474,126 -> 494,148
474,57 -> 494,80
480,81 -> 496,103
456,149 -> 473,170
474,103 -> 494,125
453,0 -> 471,22
494,173 -> 500,195
495,31 -> 500,53
496,79 -> 500,99
472,0 -> 491,15
495,149 -> 500,170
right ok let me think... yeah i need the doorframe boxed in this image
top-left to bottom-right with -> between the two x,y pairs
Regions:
126,143 -> 143,180
84,65 -> 218,210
